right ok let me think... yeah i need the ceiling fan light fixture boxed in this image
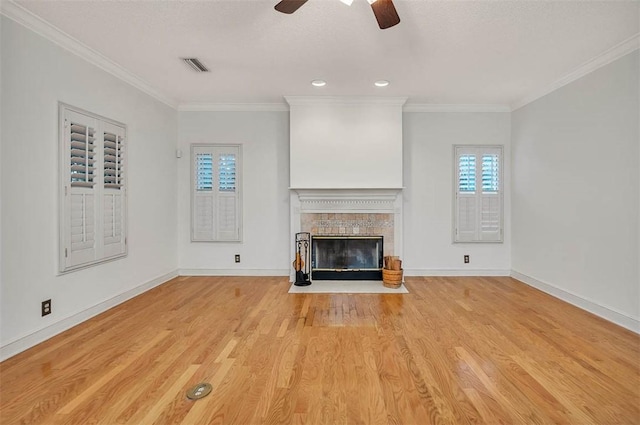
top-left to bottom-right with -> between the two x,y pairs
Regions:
370,0 -> 401,29
374,80 -> 389,87
274,0 -> 399,30
311,79 -> 327,87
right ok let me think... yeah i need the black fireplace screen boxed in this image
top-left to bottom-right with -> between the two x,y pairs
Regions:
311,236 -> 383,280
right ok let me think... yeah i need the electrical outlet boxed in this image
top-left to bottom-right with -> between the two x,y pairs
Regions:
42,299 -> 51,317
464,255 -> 470,264
235,254 -> 240,263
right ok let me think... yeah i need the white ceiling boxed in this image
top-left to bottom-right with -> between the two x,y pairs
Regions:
11,0 -> 640,108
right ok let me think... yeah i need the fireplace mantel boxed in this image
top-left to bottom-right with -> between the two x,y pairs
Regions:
292,188 -> 402,213
289,188 -> 403,282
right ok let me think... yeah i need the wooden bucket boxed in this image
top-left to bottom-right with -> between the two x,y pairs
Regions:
382,268 -> 403,288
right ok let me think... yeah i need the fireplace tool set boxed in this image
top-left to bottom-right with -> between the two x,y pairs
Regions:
293,232 -> 311,286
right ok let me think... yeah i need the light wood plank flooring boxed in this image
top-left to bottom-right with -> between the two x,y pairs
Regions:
1,276 -> 639,424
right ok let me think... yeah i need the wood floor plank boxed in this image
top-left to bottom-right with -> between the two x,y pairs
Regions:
1,276 -> 638,425
57,330 -> 171,415
136,364 -> 200,425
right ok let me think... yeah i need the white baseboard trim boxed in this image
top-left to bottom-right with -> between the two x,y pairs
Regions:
511,270 -> 639,334
0,270 -> 179,361
404,269 -> 511,277
178,269 -> 289,277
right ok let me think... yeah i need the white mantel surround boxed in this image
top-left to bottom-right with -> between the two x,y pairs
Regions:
289,189 -> 403,283
286,96 -> 406,283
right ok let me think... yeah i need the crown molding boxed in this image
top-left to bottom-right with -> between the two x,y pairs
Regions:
0,0 -> 178,109
284,96 -> 408,106
179,102 -> 513,113
178,103 -> 289,112
511,33 -> 640,111
5,0 -> 634,115
403,104 -> 511,113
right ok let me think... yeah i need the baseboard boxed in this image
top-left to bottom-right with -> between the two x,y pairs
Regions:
0,269 -> 179,361
404,269 -> 511,277
178,269 -> 289,277
180,269 -> 510,278
511,270 -> 639,334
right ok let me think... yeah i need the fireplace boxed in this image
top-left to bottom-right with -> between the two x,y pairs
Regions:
312,236 -> 383,280
289,189 -> 403,283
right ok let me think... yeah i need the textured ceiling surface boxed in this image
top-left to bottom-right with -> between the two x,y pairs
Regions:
13,0 -> 640,106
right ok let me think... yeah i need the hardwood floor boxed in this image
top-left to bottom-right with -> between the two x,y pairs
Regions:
1,276 -> 638,424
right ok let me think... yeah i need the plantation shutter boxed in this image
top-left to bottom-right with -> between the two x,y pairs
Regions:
60,104 -> 128,273
192,145 -> 241,242
63,110 -> 98,268
216,153 -> 239,240
454,146 -> 502,243
103,122 -> 126,258
479,151 -> 501,241
193,149 -> 215,240
455,149 -> 478,242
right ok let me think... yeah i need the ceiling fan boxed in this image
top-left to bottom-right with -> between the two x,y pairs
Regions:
274,0 -> 401,30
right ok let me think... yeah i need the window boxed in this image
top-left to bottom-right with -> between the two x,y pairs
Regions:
59,104 -> 127,272
191,144 -> 242,242
454,145 -> 503,243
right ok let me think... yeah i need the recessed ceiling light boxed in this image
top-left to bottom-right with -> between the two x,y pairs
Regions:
311,80 -> 327,87
374,80 -> 389,87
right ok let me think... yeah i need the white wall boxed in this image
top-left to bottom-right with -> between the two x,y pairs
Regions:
0,17 -> 179,359
3,9 -> 636,364
403,112 -> 512,274
288,98 -> 404,189
178,110 -> 511,276
512,51 -> 639,331
0,15 -> 4,336
177,111 -> 290,274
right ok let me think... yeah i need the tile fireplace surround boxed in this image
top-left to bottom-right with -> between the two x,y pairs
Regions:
289,189 -> 403,282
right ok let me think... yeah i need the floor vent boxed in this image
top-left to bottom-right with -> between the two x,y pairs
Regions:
186,383 -> 213,400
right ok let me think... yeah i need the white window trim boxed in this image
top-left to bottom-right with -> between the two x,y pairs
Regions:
190,143 -> 243,242
452,144 -> 504,243
58,103 -> 128,273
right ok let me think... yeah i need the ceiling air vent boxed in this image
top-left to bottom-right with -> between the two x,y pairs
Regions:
181,58 -> 209,72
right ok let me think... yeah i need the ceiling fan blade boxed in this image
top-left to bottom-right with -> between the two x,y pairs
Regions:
370,0 -> 400,29
274,0 -> 309,14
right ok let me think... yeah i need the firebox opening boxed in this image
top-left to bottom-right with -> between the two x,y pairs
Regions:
311,236 -> 383,280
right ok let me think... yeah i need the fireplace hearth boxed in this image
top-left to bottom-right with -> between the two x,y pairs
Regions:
311,236 -> 383,280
